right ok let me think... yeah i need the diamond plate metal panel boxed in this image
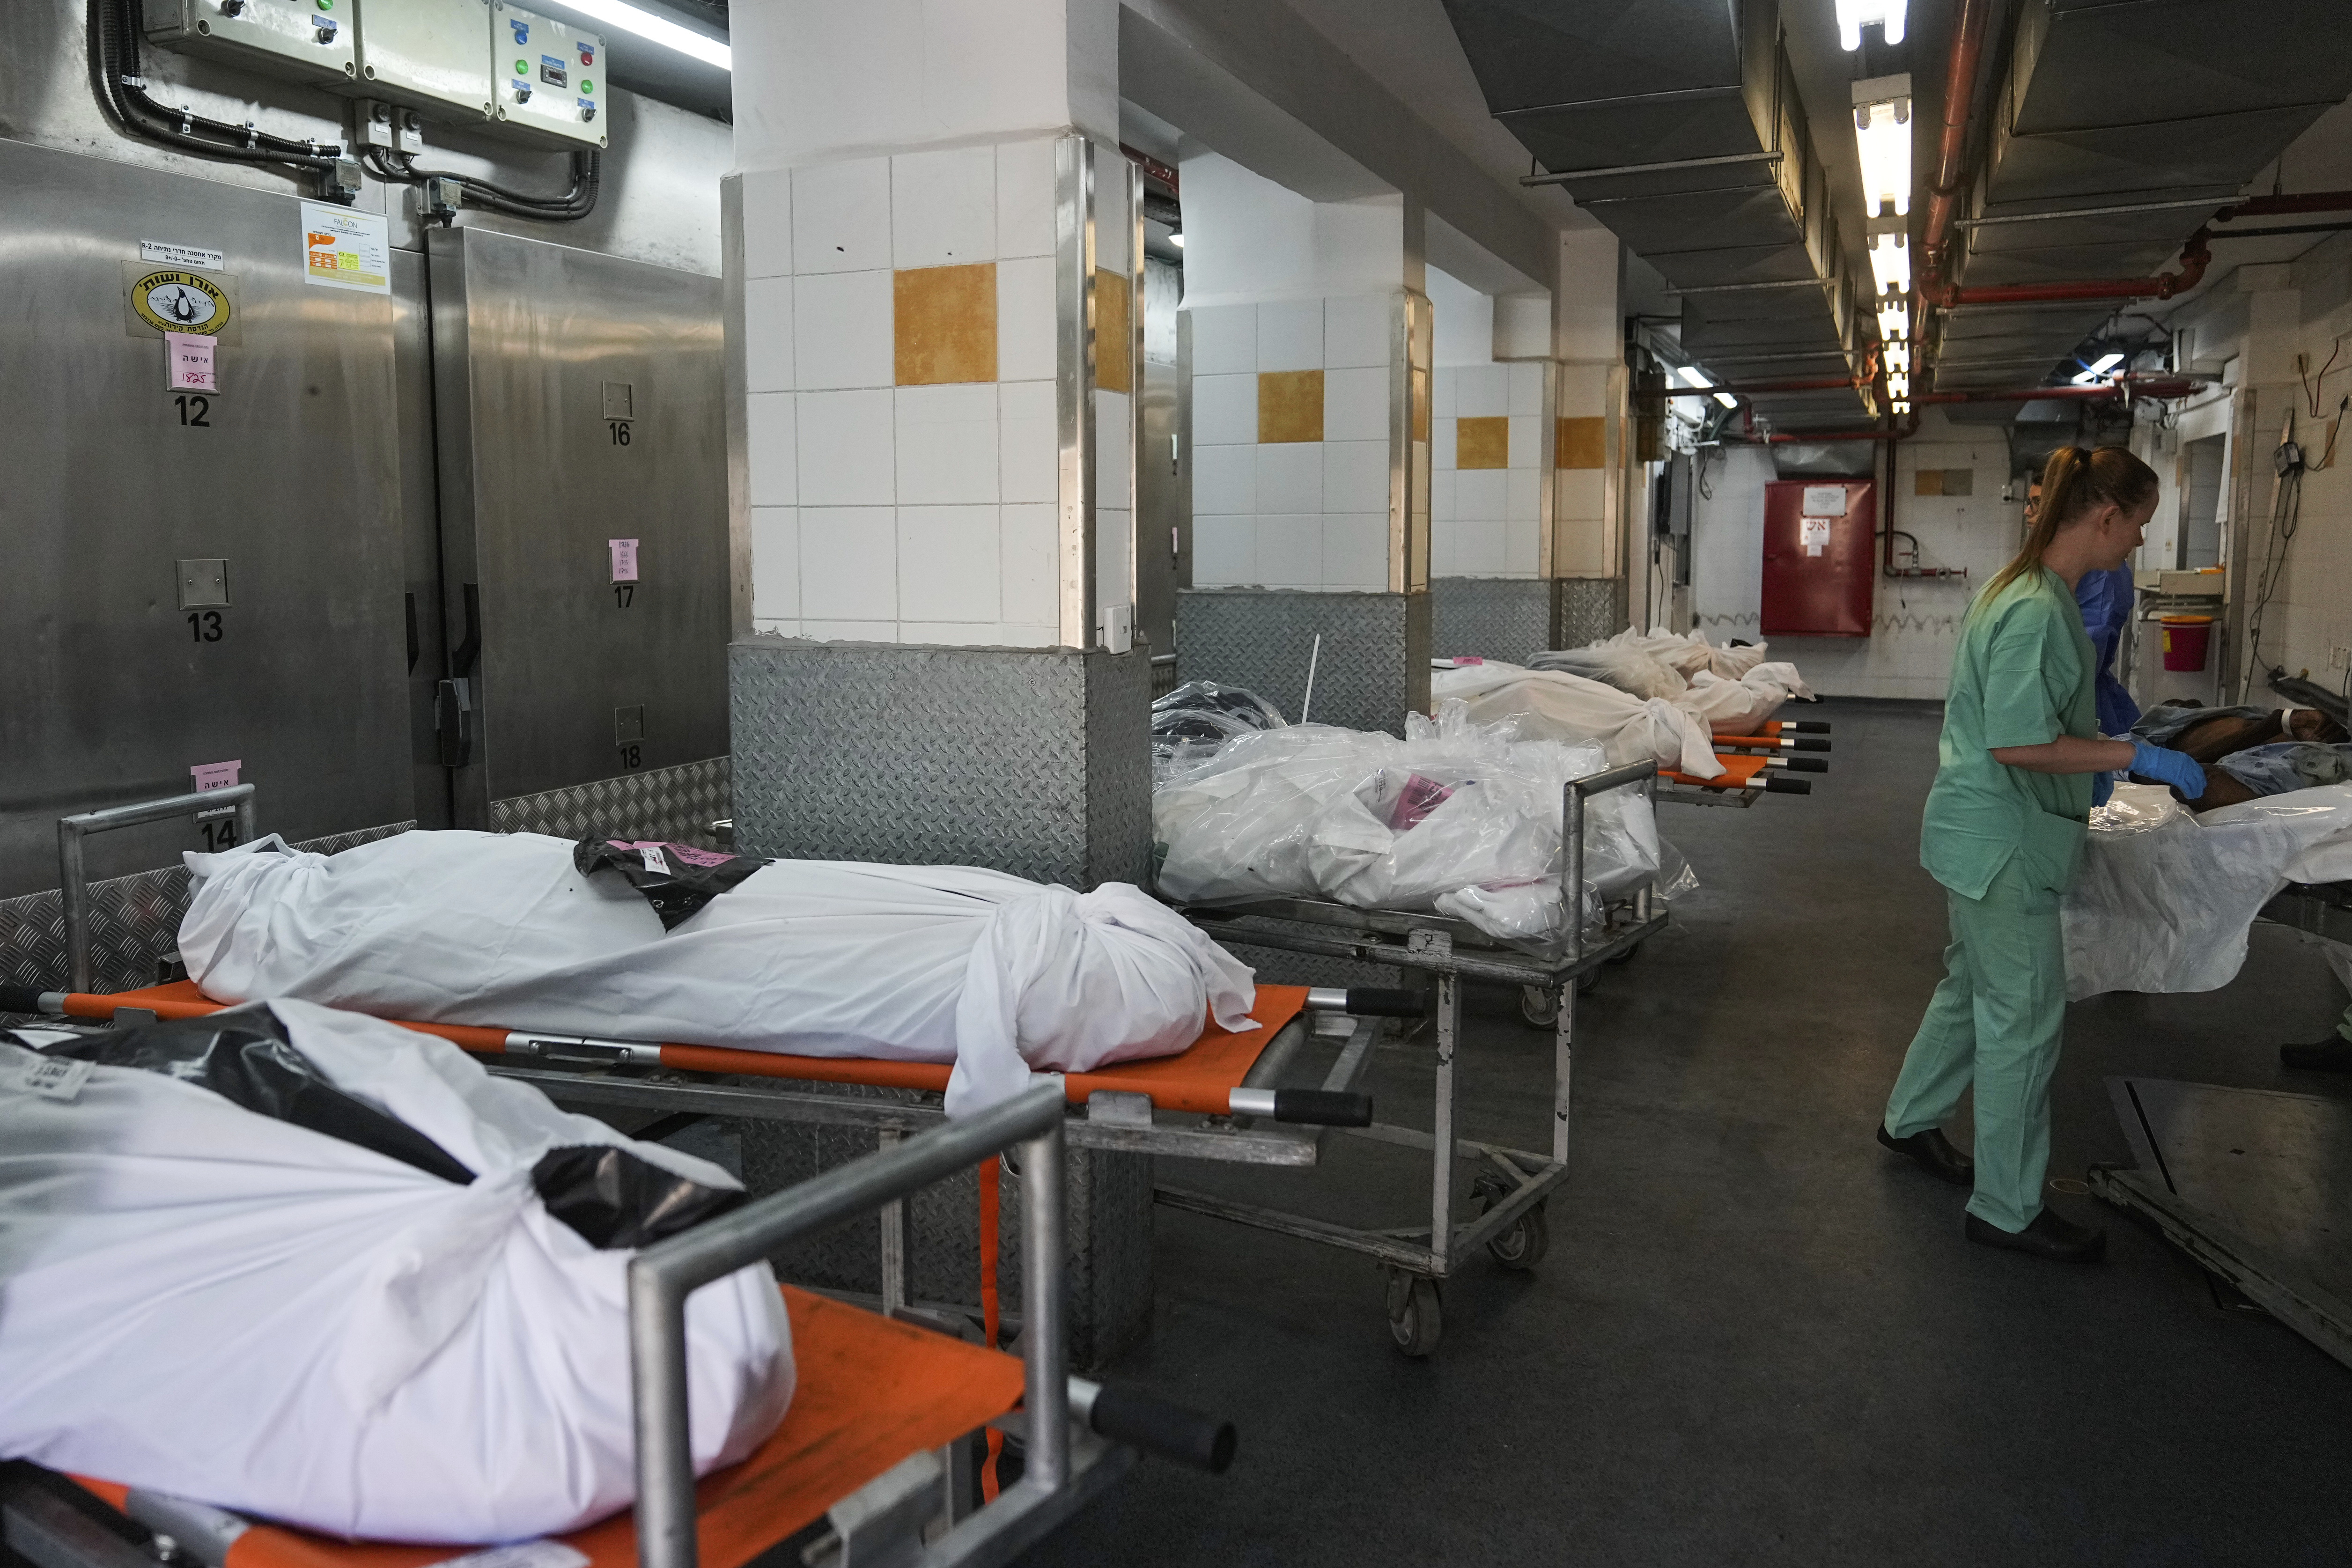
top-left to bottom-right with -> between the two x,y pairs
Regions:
489,757 -> 731,848
1559,578 -> 1629,650
1430,578 -> 1558,663
1174,589 -> 1432,735
730,641 -> 1150,889
733,1091 -> 1152,1373
0,822 -> 415,998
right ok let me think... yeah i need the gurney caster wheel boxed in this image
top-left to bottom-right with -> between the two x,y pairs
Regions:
1518,985 -> 1559,1029
1386,1271 -> 1442,1357
1486,1201 -> 1548,1272
1606,938 -> 1644,967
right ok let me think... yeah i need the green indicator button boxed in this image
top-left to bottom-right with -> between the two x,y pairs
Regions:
316,0 -> 332,10
514,58 -> 528,73
580,78 -> 592,93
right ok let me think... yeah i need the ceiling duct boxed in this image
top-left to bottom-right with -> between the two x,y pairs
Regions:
1935,0 -> 2352,389
1444,0 -> 1872,425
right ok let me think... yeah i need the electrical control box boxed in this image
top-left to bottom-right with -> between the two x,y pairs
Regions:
140,0 -> 357,88
489,2 -> 607,148
347,0 -> 494,124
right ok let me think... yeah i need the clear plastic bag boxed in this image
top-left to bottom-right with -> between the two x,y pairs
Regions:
1151,681 -> 1287,782
2087,780 -> 2182,835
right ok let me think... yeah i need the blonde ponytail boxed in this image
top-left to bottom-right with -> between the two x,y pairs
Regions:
1978,444 -> 2159,604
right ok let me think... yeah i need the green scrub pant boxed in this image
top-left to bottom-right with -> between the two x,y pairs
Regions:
1883,855 -> 2067,1234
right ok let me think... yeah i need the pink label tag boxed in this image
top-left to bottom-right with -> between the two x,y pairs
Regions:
191,759 -> 241,791
609,538 -> 639,582
166,332 -> 217,391
609,839 -> 734,868
1454,655 -> 1484,665
1386,773 -> 1456,831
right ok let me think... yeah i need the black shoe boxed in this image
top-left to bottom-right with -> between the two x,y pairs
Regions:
1966,1208 -> 2107,1262
2280,1037 -> 2352,1071
1877,1123 -> 1975,1186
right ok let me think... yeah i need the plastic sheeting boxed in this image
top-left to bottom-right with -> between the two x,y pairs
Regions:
2064,781 -> 2352,998
1530,626 -> 1774,690
179,832 -> 1257,1116
1430,661 -> 1725,778
0,999 -> 791,1542
1154,701 -> 1676,946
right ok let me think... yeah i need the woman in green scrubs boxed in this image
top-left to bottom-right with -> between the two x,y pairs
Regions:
1877,445 -> 2208,1262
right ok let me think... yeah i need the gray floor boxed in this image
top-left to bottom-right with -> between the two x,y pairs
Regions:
1023,697 -> 2352,1568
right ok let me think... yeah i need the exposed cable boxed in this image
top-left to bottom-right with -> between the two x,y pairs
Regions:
362,143 -> 600,222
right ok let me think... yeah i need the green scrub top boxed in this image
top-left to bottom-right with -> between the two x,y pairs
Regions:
1921,566 -> 2099,900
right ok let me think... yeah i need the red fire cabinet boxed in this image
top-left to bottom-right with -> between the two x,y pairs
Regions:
1762,479 -> 1876,637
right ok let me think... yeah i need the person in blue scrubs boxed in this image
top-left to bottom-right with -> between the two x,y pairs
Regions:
1879,447 -> 2206,1262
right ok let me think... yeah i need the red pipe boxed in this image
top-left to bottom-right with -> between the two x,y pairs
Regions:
1921,0 -> 1995,287
1919,377 -> 2204,403
1921,231 -> 2212,308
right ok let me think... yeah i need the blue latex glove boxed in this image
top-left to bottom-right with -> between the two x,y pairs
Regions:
2092,769 -> 2115,807
2131,738 -> 2208,800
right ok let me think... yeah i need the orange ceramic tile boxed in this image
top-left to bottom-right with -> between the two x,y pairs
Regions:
1095,270 -> 1132,394
1555,416 -> 1605,470
1411,368 -> 1429,442
1257,369 -> 1325,443
1456,415 -> 1509,469
894,263 -> 997,386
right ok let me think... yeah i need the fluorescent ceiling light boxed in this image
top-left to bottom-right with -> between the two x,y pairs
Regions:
1887,372 -> 1910,399
1168,232 -> 1183,247
2071,351 -> 2124,384
558,0 -> 730,69
1851,76 -> 1913,218
1883,341 -> 1910,373
1679,366 -> 1737,409
1890,398 -> 1912,414
1877,302 -> 1910,342
1836,0 -> 1907,50
1868,232 -> 1911,297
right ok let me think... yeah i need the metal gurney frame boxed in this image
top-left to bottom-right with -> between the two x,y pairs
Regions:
0,1085 -> 1233,1568
1167,758 -> 1671,1356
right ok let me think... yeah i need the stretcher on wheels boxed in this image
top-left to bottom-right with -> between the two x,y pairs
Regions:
1659,719 -> 1832,808
0,1087 -> 1234,1568
1167,758 -> 1670,1356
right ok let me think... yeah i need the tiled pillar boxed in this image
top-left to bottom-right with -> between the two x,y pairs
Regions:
1173,153 -> 1431,731
1552,225 -> 1630,643
722,0 -> 1148,884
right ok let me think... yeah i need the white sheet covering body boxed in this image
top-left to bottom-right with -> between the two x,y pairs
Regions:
1430,661 -> 1725,778
2064,781 -> 2352,998
0,999 -> 791,1542
180,833 -> 1256,1115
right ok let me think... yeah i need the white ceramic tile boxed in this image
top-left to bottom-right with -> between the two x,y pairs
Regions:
1257,443 -> 1322,513
1555,468 -> 1605,519
1508,416 -> 1541,469
748,506 -> 798,619
1455,468 -> 1507,521
997,255 -> 1055,383
794,269 -> 893,390
1255,299 -> 1322,372
1193,442 -> 1255,515
1192,514 -> 1256,587
894,384 -> 998,506
796,389 -> 895,507
801,619 -> 898,643
797,506 -> 898,621
1323,513 -> 1389,588
1193,374 -> 1258,447
743,277 -> 794,393
1557,361 -> 1607,416
1456,365 -> 1507,418
995,138 -> 1058,260
751,617 -> 800,638
999,380 -> 1057,505
746,392 -> 796,507
902,621 -> 1022,646
1095,390 -> 1130,510
1507,361 -> 1545,416
1324,441 -> 1388,514
1433,417 -> 1457,471
898,504 -> 1000,621
1256,514 -> 1321,587
1324,365 -> 1388,443
1433,367 -> 1458,419
995,623 -> 1060,648
792,156 -> 892,274
1325,295 -> 1390,369
1096,506 -> 1132,619
1453,516 -> 1506,574
1506,466 -> 1541,521
1000,501 -> 1059,626
1430,526 -> 1457,576
1430,468 -> 1456,521
1096,173 -> 1131,276
739,168 -> 793,280
1504,515 -> 1540,575
1187,304 -> 1255,376
891,145 -> 995,268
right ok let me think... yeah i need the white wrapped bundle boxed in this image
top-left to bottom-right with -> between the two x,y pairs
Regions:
0,999 -> 791,1542
180,832 -> 1257,1115
1430,661 -> 1724,779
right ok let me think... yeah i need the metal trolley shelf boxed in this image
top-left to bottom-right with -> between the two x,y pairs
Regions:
1168,758 -> 1667,1355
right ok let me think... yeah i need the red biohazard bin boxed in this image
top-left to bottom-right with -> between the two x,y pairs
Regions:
2161,615 -> 2213,671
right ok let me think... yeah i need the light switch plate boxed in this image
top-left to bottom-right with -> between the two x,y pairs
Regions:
614,704 -> 647,744
177,558 -> 230,609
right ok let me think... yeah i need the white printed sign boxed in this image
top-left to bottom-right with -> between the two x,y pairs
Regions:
12,1055 -> 95,1103
301,201 -> 391,294
143,239 -> 226,269
1801,485 -> 1849,517
1800,517 -> 1832,557
610,538 -> 640,582
166,332 -> 217,391
191,760 -> 242,791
